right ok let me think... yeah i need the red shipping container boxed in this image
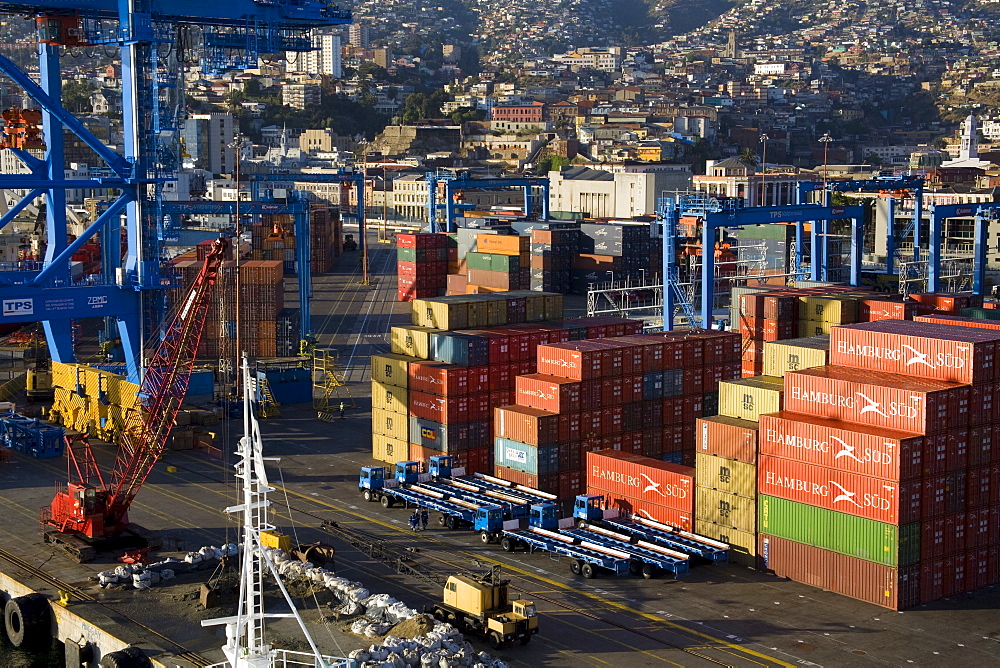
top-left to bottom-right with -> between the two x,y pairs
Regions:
758,412 -> 923,481
604,338 -> 645,375
467,392 -> 491,421
622,374 -> 644,404
922,474 -> 948,519
465,329 -> 511,363
662,397 -> 683,425
408,362 -> 469,396
858,298 -> 918,322
558,440 -> 582,471
968,507 -> 990,548
620,336 -> 665,370
641,428 -> 663,458
622,402 -> 643,432
966,466 -> 993,509
602,406 -> 623,435
921,516 -> 946,560
579,379 -> 601,410
758,454 -> 921,524
968,548 -> 990,591
493,465 -> 559,495
946,430 -> 969,472
739,316 -> 797,341
759,535 -> 921,610
920,558 -> 946,603
696,416 -> 759,464
784,365 -> 964,435
515,374 -> 582,413
586,449 -> 694,513
992,546 -> 1000,587
580,410 -> 603,438
488,362 -> 513,390
910,292 -> 976,312
494,405 -> 560,446
515,360 -> 535,376
600,376 -> 625,406
466,366 -> 490,394
409,390 -> 470,424
558,412 -> 582,442
490,388 -> 514,408
558,470 -> 583,500
915,314 -> 1000,332
829,320 -> 1000,385
586,488 -> 693,530
601,434 -> 623,452
968,426 -> 993,467
621,431 -> 644,455
971,383 -> 997,427
944,512 -> 967,556
663,425 -> 686,453
642,399 -> 663,427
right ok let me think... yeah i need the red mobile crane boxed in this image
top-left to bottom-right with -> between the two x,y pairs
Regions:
41,237 -> 230,561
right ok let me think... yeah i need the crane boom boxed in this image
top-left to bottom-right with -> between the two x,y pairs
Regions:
43,237 -> 230,541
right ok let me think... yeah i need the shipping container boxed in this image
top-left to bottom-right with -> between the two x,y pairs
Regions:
411,298 -> 470,330
370,353 -> 416,388
370,380 -> 408,414
758,454 -> 921,525
915,314 -> 1000,332
798,320 -> 835,338
695,487 -> 757,532
758,412 -> 924,481
695,520 -> 757,568
586,488 -> 693,531
372,408 -> 409,442
390,325 -> 440,359
798,296 -> 858,324
536,341 -> 608,380
408,361 -> 469,396
758,495 -> 920,567
859,298 -> 918,322
718,376 -> 784,421
783,365 -> 964,435
430,332 -> 490,367
758,535 -> 921,610
515,374 -> 582,413
695,453 -> 757,499
762,336 -> 829,377
494,405 -> 561,446
373,433 -> 409,464
695,415 -> 759,464
409,390 -> 486,424
829,320 -> 1000,385
494,437 -> 561,475
493,465 -> 560,495
585,449 -> 694,513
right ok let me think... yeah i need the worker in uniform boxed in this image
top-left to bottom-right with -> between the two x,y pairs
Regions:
420,507 -> 429,531
339,401 -> 347,419
409,510 -> 420,532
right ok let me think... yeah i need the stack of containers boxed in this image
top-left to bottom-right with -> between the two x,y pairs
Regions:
692,370 -> 783,565
496,328 -> 739,497
529,226 -> 577,293
465,233 -> 530,292
309,204 -> 341,273
397,233 -> 449,302
585,449 -> 696,530
370,352 -> 417,464
909,292 -> 981,315
757,318 -> 1000,609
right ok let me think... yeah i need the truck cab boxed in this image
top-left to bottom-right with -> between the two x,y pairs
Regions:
528,503 -> 559,530
359,466 -> 386,498
474,505 -> 505,543
395,460 -> 421,485
574,494 -> 604,525
429,455 -> 452,479
438,574 -> 539,649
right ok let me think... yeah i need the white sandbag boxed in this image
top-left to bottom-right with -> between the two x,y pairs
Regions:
352,619 -> 370,634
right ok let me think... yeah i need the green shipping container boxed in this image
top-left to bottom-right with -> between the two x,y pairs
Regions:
758,495 -> 920,567
397,247 -> 418,263
960,307 -> 1000,321
465,252 -> 495,271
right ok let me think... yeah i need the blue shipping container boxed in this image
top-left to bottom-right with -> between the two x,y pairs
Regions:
663,369 -> 684,398
643,371 -> 664,400
493,437 -> 559,475
431,332 -> 490,367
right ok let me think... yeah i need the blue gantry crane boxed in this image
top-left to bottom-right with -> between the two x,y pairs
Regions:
0,0 -> 350,383
425,172 -> 550,233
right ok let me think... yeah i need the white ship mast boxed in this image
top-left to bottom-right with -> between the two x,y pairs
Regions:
202,356 -> 341,668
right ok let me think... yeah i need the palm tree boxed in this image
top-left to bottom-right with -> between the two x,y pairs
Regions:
738,147 -> 758,166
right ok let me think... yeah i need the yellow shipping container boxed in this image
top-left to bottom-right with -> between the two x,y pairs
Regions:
694,453 -> 756,499
485,296 -> 507,325
370,353 -> 416,388
695,486 -> 757,533
390,325 -> 438,359
695,519 -> 757,569
372,408 -> 409,441
412,298 -> 470,330
466,298 -> 491,328
763,336 -> 829,377
373,433 -> 408,464
798,296 -> 858,324
543,294 -> 564,320
718,375 -> 783,421
476,234 -> 526,256
797,319 -> 835,337
371,380 -> 408,414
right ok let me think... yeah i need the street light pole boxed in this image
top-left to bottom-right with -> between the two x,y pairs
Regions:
820,133 -> 833,207
759,133 -> 769,206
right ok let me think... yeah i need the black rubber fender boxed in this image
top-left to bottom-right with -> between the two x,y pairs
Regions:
100,646 -> 153,668
4,593 -> 51,649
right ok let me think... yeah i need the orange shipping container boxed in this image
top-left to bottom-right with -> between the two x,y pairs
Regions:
586,449 -> 694,513
495,405 -> 561,446
695,416 -> 759,464
515,373 -> 582,413
475,234 -> 527,256
586,488 -> 693,531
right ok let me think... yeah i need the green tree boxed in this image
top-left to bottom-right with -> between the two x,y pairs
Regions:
62,80 -> 97,113
737,147 -> 758,166
534,154 -> 570,174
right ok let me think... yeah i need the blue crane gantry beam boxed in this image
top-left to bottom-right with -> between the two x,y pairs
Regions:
927,202 -> 1000,294
676,204 -> 865,330
0,0 -> 350,383
425,173 -> 550,233
797,177 -> 925,275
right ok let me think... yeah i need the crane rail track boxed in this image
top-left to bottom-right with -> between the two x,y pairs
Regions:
0,547 -> 212,667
